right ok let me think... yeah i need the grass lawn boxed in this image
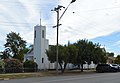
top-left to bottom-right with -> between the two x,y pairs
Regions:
0,70 -> 96,80
0,72 -> 47,80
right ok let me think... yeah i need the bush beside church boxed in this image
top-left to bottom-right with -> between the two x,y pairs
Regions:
0,58 -> 38,73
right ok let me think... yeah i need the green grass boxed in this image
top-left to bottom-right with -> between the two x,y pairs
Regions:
0,70 -> 96,79
0,73 -> 44,79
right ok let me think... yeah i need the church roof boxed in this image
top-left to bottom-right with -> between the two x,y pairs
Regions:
24,48 -> 34,56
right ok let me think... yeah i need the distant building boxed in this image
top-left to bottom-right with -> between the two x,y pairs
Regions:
107,56 -> 115,64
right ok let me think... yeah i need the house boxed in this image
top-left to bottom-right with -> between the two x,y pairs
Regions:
107,56 -> 115,64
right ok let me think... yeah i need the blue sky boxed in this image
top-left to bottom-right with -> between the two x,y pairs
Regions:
91,32 -> 120,55
0,0 -> 120,56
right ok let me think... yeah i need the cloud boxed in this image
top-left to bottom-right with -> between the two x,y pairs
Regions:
54,0 -> 120,44
0,0 -> 60,50
114,41 -> 120,47
0,0 -> 120,55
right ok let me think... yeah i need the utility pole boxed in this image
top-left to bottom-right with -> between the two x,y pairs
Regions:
51,0 -> 76,74
52,5 -> 64,74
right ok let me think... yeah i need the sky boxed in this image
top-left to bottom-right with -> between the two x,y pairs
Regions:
0,0 -> 120,56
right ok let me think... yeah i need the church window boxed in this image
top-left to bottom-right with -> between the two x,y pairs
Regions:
42,30 -> 44,38
42,58 -> 44,63
34,30 -> 36,38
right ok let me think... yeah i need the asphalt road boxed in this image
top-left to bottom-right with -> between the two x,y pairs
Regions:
1,72 -> 120,83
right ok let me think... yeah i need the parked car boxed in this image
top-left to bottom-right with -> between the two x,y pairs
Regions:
96,64 -> 118,73
112,64 -> 119,69
112,64 -> 120,72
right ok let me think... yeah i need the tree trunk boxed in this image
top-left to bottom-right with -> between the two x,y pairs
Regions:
59,63 -> 64,73
78,64 -> 80,70
63,63 -> 67,72
87,64 -> 89,70
81,64 -> 83,72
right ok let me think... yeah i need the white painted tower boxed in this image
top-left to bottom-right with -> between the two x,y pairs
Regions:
34,25 -> 49,70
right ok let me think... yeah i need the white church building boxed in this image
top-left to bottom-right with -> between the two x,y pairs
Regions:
24,25 -> 55,70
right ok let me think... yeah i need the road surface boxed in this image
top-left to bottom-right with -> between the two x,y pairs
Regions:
1,72 -> 120,83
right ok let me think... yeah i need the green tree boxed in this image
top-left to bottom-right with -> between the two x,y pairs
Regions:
0,48 -> 11,59
58,45 -> 66,72
106,52 -> 114,57
75,39 -> 107,72
46,45 -> 56,63
65,44 -> 78,65
23,60 -> 38,72
58,44 -> 78,73
0,60 -> 5,68
46,45 -> 65,72
114,55 -> 120,64
4,32 -> 26,61
46,39 -> 107,72
0,60 -> 5,73
46,44 -> 78,73
75,39 -> 92,72
93,46 -> 107,64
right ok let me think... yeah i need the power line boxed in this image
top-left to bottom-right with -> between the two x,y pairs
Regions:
0,5 -> 51,11
1,0 -> 120,11
0,0 -> 54,3
0,24 -> 32,27
0,21 -> 54,27
0,1 -> 55,8
0,21 -> 34,24
77,6 -> 120,13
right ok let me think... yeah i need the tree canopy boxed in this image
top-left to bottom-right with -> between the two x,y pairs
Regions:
106,52 -> 114,57
74,39 -> 107,72
114,55 -> 120,64
46,39 -> 107,72
4,31 -> 27,61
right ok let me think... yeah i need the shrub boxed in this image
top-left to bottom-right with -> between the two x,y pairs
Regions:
4,58 -> 23,73
23,60 -> 38,72
0,60 -> 5,73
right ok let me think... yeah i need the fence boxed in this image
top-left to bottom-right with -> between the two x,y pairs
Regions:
0,68 -> 38,73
